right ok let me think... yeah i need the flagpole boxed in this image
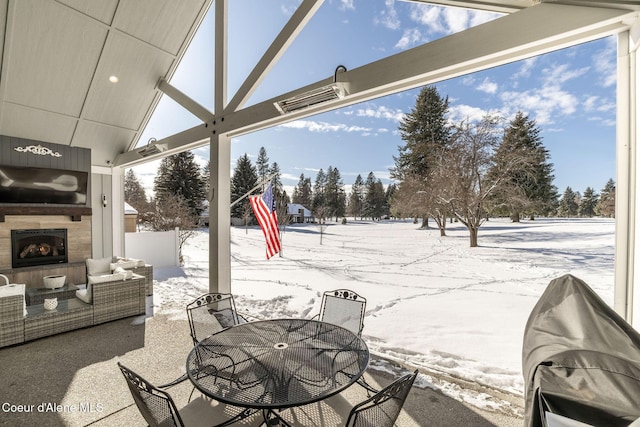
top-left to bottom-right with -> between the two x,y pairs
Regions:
229,172 -> 277,208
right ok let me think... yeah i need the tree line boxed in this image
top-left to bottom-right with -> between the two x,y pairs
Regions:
125,86 -> 616,249
388,86 -> 615,247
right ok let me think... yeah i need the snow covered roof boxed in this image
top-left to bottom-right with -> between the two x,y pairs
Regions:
287,204 -> 311,217
124,202 -> 138,215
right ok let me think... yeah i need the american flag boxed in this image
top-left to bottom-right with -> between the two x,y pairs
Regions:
249,182 -> 281,259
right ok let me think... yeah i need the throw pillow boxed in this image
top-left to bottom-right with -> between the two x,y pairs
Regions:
86,257 -> 112,275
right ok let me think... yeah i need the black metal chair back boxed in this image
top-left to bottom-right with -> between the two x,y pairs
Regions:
118,362 -> 184,427
345,369 -> 418,427
187,293 -> 240,345
319,289 -> 366,336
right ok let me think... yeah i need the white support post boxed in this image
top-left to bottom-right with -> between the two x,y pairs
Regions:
629,21 -> 640,330
617,28 -> 639,329
209,133 -> 231,293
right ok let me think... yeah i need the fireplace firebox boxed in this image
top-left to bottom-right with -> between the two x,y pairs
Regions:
11,229 -> 68,268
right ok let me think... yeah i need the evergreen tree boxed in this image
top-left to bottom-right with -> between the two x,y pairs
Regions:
230,154 -> 258,219
347,174 -> 365,220
292,174 -> 312,208
487,111 -> 557,221
202,161 -> 210,198
384,183 -> 397,218
363,172 -> 386,220
311,169 -> 327,216
256,147 -> 270,190
268,162 -> 283,199
124,169 -> 148,213
557,186 -> 579,217
597,178 -> 616,218
153,151 -> 206,219
325,166 -> 346,221
578,187 -> 598,217
391,85 -> 451,228
391,86 -> 451,179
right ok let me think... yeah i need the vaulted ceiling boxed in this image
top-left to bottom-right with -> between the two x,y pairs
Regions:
0,0 -> 210,166
0,0 -> 637,168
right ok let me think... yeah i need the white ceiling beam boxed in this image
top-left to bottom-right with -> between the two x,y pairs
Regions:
214,0 -> 227,114
157,78 -> 214,123
398,0 -> 525,14
116,2 -> 637,167
220,2 -> 637,136
225,0 -> 324,112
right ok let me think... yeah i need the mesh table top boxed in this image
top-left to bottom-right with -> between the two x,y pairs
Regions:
186,318 -> 369,409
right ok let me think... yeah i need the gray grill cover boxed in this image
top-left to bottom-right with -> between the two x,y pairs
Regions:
522,274 -> 640,426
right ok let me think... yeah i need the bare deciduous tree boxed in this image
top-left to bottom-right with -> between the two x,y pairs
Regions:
148,195 -> 198,264
437,116 -> 537,247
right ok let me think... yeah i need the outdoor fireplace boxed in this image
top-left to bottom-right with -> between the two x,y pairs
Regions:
11,229 -> 68,269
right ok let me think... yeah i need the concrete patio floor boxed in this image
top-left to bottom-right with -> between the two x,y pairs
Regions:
0,302 -> 524,426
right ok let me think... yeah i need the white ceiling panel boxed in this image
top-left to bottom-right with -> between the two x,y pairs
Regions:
56,0 -> 118,25
113,0 -> 208,55
82,31 -> 174,130
72,121 -> 137,166
0,103 -> 78,145
3,0 -> 107,116
0,0 -> 210,165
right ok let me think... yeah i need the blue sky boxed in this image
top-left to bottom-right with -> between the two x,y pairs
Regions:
135,0 -> 617,199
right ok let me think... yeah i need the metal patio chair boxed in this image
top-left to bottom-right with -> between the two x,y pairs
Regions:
158,293 -> 241,390
276,369 -> 418,426
117,362 -> 260,427
187,293 -> 241,344
316,289 -> 366,337
345,369 -> 418,427
313,289 -> 374,393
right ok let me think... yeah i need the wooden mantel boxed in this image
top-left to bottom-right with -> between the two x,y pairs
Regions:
0,206 -> 92,222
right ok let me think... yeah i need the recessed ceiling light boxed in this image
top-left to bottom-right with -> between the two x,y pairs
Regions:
109,75 -> 119,83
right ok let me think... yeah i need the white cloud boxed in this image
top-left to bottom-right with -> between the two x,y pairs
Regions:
449,104 -> 494,123
409,4 -> 500,36
339,0 -> 354,11
593,36 -> 617,87
500,85 -> 578,125
395,28 -> 423,49
375,0 -> 400,30
542,63 -> 590,85
279,120 -> 372,133
355,105 -> 405,122
512,57 -> 537,81
476,77 -> 498,94
462,76 -> 475,86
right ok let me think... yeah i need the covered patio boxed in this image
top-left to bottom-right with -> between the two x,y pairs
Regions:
0,0 -> 639,426
0,0 -> 638,324
0,308 -> 523,426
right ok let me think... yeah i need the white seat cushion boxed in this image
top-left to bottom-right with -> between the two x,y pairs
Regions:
87,273 -> 125,285
0,283 -> 27,316
110,258 -> 145,270
75,288 -> 91,304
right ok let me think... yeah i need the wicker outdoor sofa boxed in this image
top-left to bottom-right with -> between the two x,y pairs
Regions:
0,258 -> 152,348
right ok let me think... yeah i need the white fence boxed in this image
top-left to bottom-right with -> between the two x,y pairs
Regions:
124,228 -> 179,268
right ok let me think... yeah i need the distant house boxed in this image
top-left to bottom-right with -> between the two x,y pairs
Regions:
124,202 -> 138,233
287,204 -> 312,223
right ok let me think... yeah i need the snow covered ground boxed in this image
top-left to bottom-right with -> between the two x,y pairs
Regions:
151,217 -> 615,413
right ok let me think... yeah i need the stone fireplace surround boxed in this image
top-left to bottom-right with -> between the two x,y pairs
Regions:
0,214 -> 92,288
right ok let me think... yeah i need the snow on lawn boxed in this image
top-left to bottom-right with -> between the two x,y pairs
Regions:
152,217 -> 615,410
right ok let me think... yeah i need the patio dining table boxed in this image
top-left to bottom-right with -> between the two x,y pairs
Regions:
186,318 -> 370,426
